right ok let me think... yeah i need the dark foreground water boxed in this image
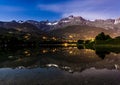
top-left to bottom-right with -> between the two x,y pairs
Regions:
0,47 -> 120,85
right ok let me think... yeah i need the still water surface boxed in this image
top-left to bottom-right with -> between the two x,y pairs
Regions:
0,47 -> 120,85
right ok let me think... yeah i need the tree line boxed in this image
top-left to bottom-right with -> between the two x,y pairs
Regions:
78,32 -> 120,45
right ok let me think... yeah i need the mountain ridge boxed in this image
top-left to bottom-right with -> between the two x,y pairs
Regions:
1,15 -> 120,31
0,15 -> 120,40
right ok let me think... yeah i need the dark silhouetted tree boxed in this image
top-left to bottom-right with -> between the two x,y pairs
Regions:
78,40 -> 84,44
95,32 -> 111,40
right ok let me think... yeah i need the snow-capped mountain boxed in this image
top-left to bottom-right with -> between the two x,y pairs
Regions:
1,15 -> 119,31
1,15 -> 120,31
0,15 -> 120,40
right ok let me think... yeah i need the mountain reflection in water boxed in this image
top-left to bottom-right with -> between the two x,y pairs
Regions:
0,47 -> 120,71
0,46 -> 120,85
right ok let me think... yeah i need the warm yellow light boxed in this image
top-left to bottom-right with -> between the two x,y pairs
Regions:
69,51 -> 73,54
52,49 -> 56,52
42,50 -> 48,53
42,36 -> 47,40
24,34 -> 31,40
69,35 -> 73,38
24,51 -> 29,54
24,35 -> 29,38
52,37 -> 57,40
24,50 -> 31,56
84,49 -> 94,53
63,43 -> 68,47
91,38 -> 94,42
68,40 -> 73,42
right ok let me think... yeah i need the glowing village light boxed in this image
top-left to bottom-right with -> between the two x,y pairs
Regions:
69,35 -> 73,38
69,51 -> 73,54
42,36 -> 47,40
52,37 -> 57,40
63,43 -> 68,47
42,50 -> 48,53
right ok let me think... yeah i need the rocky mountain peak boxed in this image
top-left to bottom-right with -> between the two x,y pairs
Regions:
106,19 -> 115,23
59,15 -> 87,24
114,18 -> 120,24
18,20 -> 24,23
68,15 -> 74,19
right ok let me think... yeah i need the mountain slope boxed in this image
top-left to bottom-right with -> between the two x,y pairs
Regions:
0,21 -> 49,39
0,15 -> 120,41
49,25 -> 117,40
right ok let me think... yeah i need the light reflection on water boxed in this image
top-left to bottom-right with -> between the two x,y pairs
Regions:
0,47 -> 120,70
0,47 -> 120,85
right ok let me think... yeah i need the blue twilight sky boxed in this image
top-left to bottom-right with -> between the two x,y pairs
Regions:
0,0 -> 120,21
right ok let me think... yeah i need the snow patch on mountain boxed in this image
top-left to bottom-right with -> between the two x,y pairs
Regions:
114,18 -> 120,24
47,22 -> 58,25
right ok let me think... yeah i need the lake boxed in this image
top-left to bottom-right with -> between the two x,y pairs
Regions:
0,46 -> 120,85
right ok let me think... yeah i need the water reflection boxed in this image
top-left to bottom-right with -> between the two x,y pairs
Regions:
1,46 -> 120,85
95,49 -> 110,59
0,46 -> 120,72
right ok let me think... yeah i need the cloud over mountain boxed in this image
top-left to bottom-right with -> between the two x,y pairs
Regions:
38,0 -> 120,20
